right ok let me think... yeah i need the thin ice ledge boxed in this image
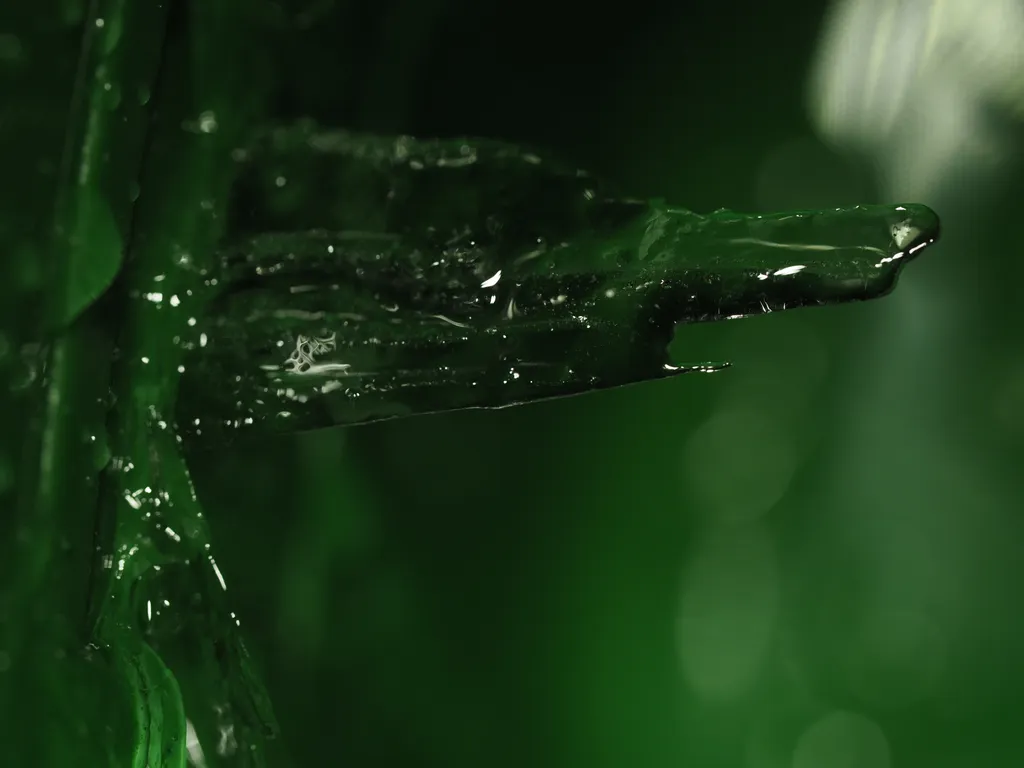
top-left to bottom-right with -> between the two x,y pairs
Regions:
174,126 -> 941,441
178,202 -> 940,441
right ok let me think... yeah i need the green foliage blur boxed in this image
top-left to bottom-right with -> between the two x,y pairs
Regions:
4,0 -> 1024,766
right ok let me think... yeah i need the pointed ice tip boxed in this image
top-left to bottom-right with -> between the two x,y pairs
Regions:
891,203 -> 940,264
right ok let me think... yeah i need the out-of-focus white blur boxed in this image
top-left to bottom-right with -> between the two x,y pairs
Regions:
808,0 -> 1024,197
799,0 -> 1024,739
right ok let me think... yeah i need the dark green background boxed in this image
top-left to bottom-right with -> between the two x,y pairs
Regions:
4,0 -> 1024,766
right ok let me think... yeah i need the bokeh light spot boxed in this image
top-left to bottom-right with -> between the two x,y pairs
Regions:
683,408 -> 798,524
677,524 -> 779,702
792,710 -> 891,768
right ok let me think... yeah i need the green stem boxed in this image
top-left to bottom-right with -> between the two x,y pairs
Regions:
91,1 -> 283,764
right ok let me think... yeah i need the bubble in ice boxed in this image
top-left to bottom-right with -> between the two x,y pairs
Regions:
891,219 -> 920,250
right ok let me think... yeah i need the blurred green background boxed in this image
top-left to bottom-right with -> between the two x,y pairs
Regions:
5,0 -> 1024,766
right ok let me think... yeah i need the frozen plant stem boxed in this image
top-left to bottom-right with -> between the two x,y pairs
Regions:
175,125 -> 940,443
86,5 -> 285,767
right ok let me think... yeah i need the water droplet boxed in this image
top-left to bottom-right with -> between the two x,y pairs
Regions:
137,85 -> 151,106
89,431 -> 111,473
197,111 -> 218,134
182,111 -> 220,135
11,343 -> 44,391
102,80 -> 121,110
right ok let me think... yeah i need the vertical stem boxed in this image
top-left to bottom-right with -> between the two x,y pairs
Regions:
92,0 -> 283,764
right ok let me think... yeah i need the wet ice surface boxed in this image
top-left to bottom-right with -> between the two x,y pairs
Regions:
175,123 -> 940,442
